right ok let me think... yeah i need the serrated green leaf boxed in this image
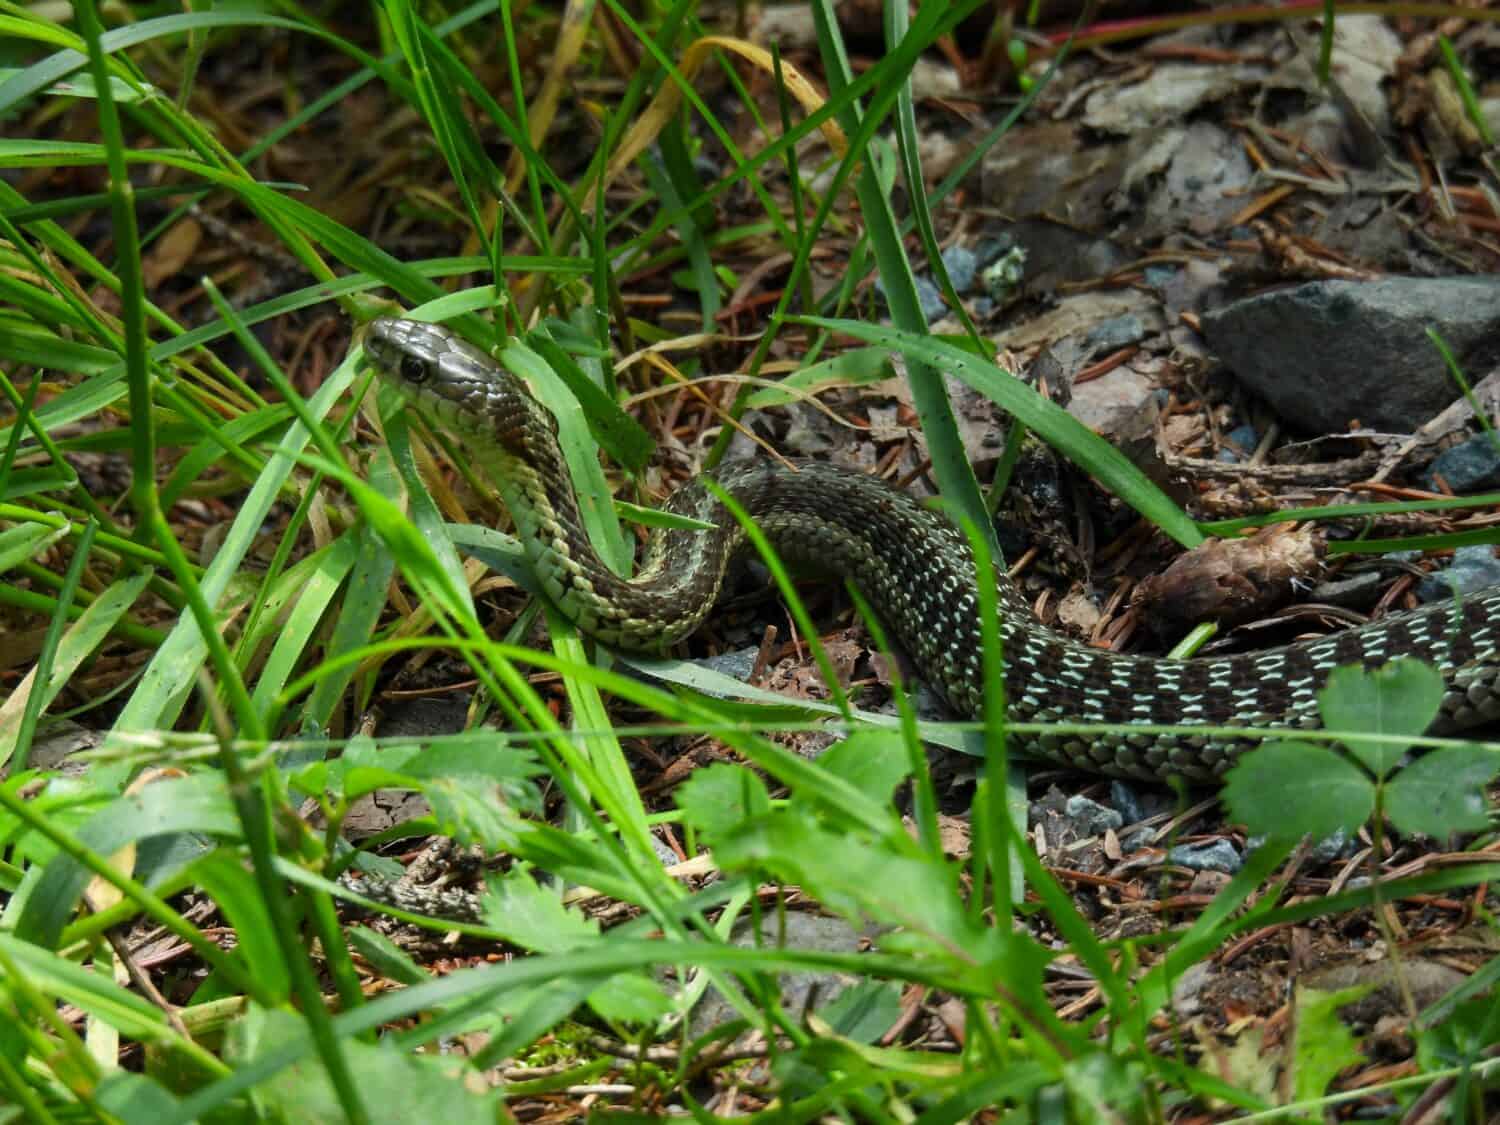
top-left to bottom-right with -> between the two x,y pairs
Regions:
817,978 -> 902,1044
1319,659 -> 1445,775
712,812 -> 973,949
1223,741 -> 1374,841
586,971 -> 673,1026
1384,745 -> 1498,837
345,925 -> 430,987
482,870 -> 597,953
228,1006 -> 502,1121
815,729 -> 908,806
402,736 -> 544,786
1292,985 -> 1367,1110
422,778 -> 521,852
675,762 -> 772,844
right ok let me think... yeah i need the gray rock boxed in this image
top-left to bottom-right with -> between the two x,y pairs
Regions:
941,245 -> 977,293
1416,544 -> 1500,603
875,274 -> 946,322
1064,794 -> 1124,835
915,275 -> 945,321
1426,431 -> 1500,492
1066,365 -> 1158,436
1109,780 -> 1149,825
1224,424 -> 1259,455
1167,840 -> 1242,873
1308,827 -> 1354,864
1200,278 -> 1500,432
1309,569 -> 1386,609
1085,313 -> 1147,354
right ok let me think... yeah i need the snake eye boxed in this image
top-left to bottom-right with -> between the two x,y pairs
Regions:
400,354 -> 429,384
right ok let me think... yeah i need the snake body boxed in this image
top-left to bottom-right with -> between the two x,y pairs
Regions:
365,317 -> 1500,781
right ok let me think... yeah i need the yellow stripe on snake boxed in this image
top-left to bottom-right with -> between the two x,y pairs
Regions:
364,317 -> 1500,782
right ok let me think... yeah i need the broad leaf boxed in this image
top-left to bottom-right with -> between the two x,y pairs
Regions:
1223,741 -> 1374,841
1318,659 -> 1444,776
1383,745 -> 1498,838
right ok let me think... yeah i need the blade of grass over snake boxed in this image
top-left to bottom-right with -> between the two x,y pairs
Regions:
811,0 -> 993,549
799,317 -> 1204,549
1200,490 -> 1500,537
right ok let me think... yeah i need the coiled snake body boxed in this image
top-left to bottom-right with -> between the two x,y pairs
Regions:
365,318 -> 1500,781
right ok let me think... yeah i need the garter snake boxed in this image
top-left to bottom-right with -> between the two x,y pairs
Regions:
364,317 -> 1500,781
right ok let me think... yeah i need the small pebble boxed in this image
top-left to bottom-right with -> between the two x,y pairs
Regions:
940,245 -> 977,293
1065,794 -> 1124,835
1416,544 -> 1500,602
1084,313 -> 1147,354
874,274 -> 947,322
1426,431 -> 1500,493
1167,840 -> 1242,874
1224,423 -> 1259,455
1109,780 -> 1149,825
1308,827 -> 1353,864
916,276 -> 946,321
1118,826 -> 1155,851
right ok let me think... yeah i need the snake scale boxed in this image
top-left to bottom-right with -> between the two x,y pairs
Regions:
364,317 -> 1500,782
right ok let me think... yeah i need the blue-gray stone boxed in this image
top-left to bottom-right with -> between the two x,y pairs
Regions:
941,245 -> 978,293
1144,264 -> 1179,288
1417,544 -> 1500,603
1426,431 -> 1500,493
1085,313 -> 1147,353
1168,840 -> 1243,873
1225,424 -> 1259,455
1308,828 -> 1353,864
915,275 -> 945,321
1109,780 -> 1148,824
1065,794 -> 1124,835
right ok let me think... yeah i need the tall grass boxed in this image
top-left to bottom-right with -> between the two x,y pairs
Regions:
1,1 -> 1498,1118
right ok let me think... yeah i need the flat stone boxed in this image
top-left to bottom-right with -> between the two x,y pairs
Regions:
1200,278 -> 1500,432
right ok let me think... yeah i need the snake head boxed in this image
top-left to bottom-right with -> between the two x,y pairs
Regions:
365,317 -> 557,456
